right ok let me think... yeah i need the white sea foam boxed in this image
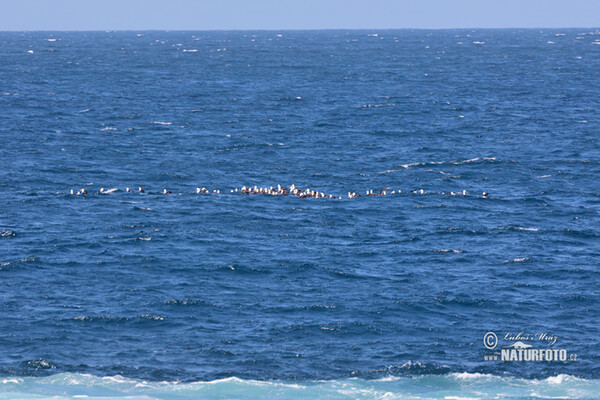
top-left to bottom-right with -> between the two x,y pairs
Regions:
400,157 -> 496,169
182,49 -> 198,52
1,372 -> 599,399
547,375 -> 567,385
450,372 -> 495,381
151,121 -> 173,125
359,103 -> 395,108
506,257 -> 531,263
1,378 -> 22,384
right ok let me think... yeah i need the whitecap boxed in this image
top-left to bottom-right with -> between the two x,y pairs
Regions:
182,49 -> 198,52
499,226 -> 539,232
139,314 -> 164,320
505,257 -> 530,263
151,121 -> 173,125
450,372 -> 495,380
1,378 -> 22,384
401,162 -> 422,169
546,375 -> 567,385
400,157 -> 495,169
3,372 -> 600,399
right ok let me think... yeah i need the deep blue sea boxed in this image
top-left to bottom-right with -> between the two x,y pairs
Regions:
1,29 -> 600,399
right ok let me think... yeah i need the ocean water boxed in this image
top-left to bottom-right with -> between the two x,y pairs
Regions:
1,29 -> 599,399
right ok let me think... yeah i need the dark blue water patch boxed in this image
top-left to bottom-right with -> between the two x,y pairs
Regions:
1,29 -> 599,385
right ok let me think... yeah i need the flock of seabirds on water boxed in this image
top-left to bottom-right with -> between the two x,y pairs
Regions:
69,185 -> 490,198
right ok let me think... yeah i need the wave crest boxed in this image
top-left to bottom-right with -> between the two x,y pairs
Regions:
1,372 -> 598,399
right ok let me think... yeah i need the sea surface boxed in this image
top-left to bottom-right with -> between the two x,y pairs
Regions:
1,29 -> 599,399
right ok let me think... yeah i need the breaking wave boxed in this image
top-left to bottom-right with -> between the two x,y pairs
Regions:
0,373 -> 597,399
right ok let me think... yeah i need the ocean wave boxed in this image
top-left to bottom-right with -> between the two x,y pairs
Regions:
0,256 -> 39,270
71,314 -> 166,323
498,226 -> 540,232
505,257 -> 531,263
0,373 -> 598,399
399,157 -> 497,169
0,230 -> 16,238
